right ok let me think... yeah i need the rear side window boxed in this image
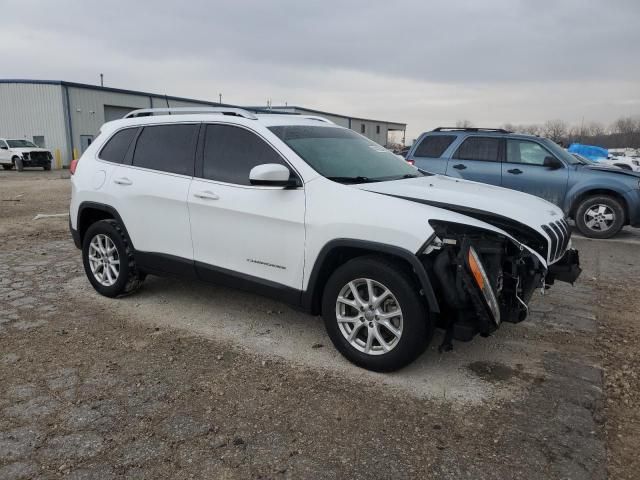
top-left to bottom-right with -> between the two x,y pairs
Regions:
98,128 -> 137,163
414,135 -> 456,158
453,137 -> 500,162
202,124 -> 286,185
132,124 -> 198,175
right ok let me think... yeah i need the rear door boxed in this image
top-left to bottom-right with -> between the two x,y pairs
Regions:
445,136 -> 503,185
108,123 -> 198,269
409,134 -> 457,174
501,138 -> 568,205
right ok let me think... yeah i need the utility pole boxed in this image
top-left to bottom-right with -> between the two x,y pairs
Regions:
100,73 -> 104,87
218,93 -> 222,104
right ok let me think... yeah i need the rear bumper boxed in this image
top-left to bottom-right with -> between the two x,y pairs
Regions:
547,249 -> 581,284
69,216 -> 81,249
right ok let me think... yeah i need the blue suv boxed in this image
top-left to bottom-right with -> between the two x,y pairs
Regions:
406,127 -> 640,238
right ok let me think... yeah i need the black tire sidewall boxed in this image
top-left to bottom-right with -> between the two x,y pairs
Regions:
322,257 -> 431,372
575,195 -> 624,239
82,220 -> 131,297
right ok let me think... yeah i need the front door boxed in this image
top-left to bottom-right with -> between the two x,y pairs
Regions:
188,123 -> 306,292
0,140 -> 10,162
501,139 -> 569,206
445,136 -> 502,186
108,123 -> 198,269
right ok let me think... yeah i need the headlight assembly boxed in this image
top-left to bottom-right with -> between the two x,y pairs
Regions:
467,245 -> 501,325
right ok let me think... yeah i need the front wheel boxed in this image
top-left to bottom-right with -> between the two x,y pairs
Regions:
14,157 -> 23,172
82,219 -> 144,297
43,163 -> 51,171
321,256 -> 432,372
574,195 -> 625,239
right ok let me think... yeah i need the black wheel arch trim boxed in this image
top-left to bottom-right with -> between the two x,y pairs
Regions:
302,238 -> 440,314
75,201 -> 135,250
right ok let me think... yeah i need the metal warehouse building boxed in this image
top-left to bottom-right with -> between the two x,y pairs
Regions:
0,79 -> 406,169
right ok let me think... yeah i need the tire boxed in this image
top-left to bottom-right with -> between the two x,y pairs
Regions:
575,195 -> 625,239
43,163 -> 51,171
13,157 -> 23,172
321,255 -> 432,372
1,164 -> 12,170
82,219 -> 144,297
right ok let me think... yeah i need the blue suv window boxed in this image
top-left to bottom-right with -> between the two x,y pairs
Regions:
414,135 -> 456,158
453,137 -> 500,162
506,139 -> 553,166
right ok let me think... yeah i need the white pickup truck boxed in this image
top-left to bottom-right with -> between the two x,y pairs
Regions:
0,138 -> 53,171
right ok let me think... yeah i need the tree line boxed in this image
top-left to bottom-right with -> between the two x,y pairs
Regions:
455,117 -> 640,149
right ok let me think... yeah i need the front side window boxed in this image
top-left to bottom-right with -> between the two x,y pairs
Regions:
0,140 -> 8,149
269,125 -> 421,183
506,139 -> 553,166
202,124 -> 286,185
6,139 -> 38,148
453,137 -> 500,162
132,124 -> 198,175
414,135 -> 456,158
99,128 -> 137,164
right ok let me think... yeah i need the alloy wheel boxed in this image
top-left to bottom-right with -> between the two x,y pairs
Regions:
335,278 -> 403,355
584,204 -> 615,232
88,234 -> 120,286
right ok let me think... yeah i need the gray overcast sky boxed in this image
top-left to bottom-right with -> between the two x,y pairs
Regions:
1,0 -> 639,140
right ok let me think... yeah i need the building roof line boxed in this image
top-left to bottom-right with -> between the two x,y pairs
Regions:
0,79 -> 406,128
247,105 -> 406,128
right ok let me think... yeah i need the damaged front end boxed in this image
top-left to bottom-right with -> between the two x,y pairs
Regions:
420,221 -> 579,350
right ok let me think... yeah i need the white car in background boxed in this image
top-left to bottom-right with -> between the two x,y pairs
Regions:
0,138 -> 53,171
607,153 -> 640,172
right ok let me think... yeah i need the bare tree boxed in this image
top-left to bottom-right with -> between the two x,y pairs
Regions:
455,119 -> 474,128
585,122 -> 606,137
542,119 -> 568,143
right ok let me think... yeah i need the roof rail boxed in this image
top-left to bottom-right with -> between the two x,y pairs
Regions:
432,127 -> 512,133
300,115 -> 335,124
123,107 -> 258,120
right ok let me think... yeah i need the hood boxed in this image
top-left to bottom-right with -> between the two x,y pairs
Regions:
581,164 -> 640,178
353,175 -> 568,265
11,147 -> 51,153
355,175 -> 564,228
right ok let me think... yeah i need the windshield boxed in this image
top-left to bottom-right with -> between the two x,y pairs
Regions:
269,125 -> 422,183
7,139 -> 38,148
540,138 -> 582,165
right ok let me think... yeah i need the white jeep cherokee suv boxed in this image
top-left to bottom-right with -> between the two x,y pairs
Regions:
69,107 -> 581,371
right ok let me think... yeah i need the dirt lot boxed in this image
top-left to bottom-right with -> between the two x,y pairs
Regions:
1,170 -> 638,479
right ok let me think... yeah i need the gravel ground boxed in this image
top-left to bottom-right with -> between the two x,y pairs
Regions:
1,170 -> 638,479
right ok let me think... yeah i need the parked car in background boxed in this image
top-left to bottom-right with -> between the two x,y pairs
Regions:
568,143 -> 640,172
0,138 -> 53,171
69,108 -> 580,371
406,128 -> 640,238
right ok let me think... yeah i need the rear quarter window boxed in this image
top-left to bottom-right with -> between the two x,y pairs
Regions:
98,128 -> 138,164
413,135 -> 456,158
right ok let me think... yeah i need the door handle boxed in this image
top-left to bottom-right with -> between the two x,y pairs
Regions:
507,168 -> 523,175
452,164 -> 467,170
113,177 -> 133,186
194,190 -> 220,200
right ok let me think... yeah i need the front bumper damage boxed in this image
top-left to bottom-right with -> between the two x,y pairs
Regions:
420,221 -> 581,350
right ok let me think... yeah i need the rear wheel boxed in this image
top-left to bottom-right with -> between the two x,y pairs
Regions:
321,256 -> 431,371
575,195 -> 625,239
1,164 -> 12,170
82,219 -> 144,297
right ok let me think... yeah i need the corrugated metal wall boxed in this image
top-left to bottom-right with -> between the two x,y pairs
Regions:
0,83 -> 67,165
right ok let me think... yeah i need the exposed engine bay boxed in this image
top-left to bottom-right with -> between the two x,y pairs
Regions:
420,221 -> 581,351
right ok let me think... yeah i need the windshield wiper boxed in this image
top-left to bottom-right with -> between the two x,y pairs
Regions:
326,176 -> 379,184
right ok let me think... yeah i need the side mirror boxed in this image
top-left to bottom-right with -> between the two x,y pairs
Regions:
0,146 -> 7,150
249,163 -> 299,187
543,156 -> 563,169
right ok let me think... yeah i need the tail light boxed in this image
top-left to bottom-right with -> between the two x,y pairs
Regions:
406,157 -> 415,165
69,159 -> 79,175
